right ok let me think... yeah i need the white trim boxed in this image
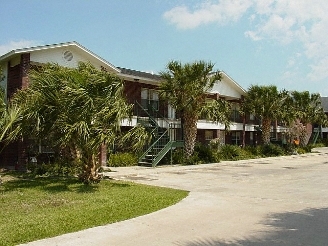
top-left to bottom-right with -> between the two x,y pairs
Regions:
0,41 -> 120,73
219,71 -> 246,94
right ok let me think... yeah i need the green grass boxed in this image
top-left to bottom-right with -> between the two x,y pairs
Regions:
0,172 -> 188,246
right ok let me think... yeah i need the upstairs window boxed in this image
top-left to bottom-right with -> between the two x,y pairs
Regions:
141,88 -> 159,111
230,103 -> 240,122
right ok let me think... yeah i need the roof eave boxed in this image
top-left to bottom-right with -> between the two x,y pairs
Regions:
119,73 -> 161,85
220,70 -> 247,95
0,41 -> 121,73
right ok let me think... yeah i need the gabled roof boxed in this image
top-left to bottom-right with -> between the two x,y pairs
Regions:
220,71 -> 246,94
209,70 -> 246,100
0,41 -> 120,73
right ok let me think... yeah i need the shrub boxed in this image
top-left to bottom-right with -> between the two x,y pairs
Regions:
183,153 -> 201,165
169,148 -> 184,165
217,144 -> 245,161
107,152 -> 138,167
193,143 -> 219,164
243,145 -> 262,158
27,160 -> 79,177
296,148 -> 306,154
260,143 -> 285,157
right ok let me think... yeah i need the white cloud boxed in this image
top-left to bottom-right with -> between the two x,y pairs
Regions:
164,0 -> 328,84
0,40 -> 42,56
244,30 -> 262,41
287,58 -> 295,67
163,0 -> 253,29
307,57 -> 328,82
246,0 -> 328,84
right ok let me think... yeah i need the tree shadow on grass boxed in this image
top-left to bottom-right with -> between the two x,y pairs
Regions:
178,207 -> 328,246
1,173 -> 131,194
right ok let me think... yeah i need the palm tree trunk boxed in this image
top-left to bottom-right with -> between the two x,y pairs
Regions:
299,124 -> 310,147
262,118 -> 271,145
79,152 -> 101,184
183,113 -> 198,159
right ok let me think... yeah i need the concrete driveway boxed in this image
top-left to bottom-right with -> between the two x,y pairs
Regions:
22,148 -> 328,246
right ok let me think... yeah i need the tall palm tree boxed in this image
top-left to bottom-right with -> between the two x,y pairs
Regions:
159,60 -> 231,159
11,62 -> 132,184
243,85 -> 287,145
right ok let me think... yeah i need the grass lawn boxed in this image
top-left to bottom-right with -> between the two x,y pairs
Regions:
0,172 -> 189,246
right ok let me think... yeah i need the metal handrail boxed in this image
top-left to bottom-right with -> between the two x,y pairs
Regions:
135,100 -> 183,166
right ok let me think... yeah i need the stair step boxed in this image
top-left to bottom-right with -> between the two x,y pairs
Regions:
138,161 -> 153,167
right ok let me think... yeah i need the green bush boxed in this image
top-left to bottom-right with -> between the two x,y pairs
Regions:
27,160 -> 79,177
193,143 -> 219,164
296,148 -> 306,154
107,152 -> 138,167
243,146 -> 262,158
162,144 -> 218,165
260,143 -> 285,157
217,144 -> 245,161
183,153 -> 201,165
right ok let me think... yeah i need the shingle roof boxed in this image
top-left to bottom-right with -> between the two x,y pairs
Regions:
320,97 -> 328,112
118,67 -> 161,81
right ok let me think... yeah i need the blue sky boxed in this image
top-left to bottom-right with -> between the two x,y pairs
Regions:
1,0 -> 327,95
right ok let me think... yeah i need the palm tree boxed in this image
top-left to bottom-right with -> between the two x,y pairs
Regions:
159,60 -> 231,159
11,62 -> 132,184
288,91 -> 327,146
243,85 -> 287,145
0,87 -> 7,141
0,87 -> 21,143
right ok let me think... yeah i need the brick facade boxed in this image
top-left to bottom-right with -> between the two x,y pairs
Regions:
0,54 -> 30,169
0,43 -> 265,168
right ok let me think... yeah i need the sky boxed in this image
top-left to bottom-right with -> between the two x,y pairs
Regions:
1,0 -> 327,96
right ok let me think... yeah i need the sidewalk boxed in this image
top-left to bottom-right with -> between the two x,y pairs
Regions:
21,148 -> 328,245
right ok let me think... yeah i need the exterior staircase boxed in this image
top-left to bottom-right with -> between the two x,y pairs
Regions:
310,129 -> 320,144
135,101 -> 183,167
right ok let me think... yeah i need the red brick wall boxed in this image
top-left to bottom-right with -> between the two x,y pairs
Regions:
20,53 -> 30,89
0,54 -> 30,168
7,64 -> 20,100
197,129 -> 206,143
123,80 -> 142,104
6,53 -> 30,100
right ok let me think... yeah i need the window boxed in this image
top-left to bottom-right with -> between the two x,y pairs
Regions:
205,130 -> 214,141
230,103 -> 240,122
141,88 -> 159,110
249,114 -> 255,120
231,131 -> 241,145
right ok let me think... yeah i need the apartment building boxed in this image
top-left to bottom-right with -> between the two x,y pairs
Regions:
0,41 -> 260,168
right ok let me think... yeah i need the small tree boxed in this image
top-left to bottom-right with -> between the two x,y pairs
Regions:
159,60 -> 231,159
287,91 -> 327,146
244,85 -> 288,145
11,62 -> 132,184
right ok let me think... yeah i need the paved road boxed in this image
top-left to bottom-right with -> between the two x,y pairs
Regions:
22,148 -> 328,246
